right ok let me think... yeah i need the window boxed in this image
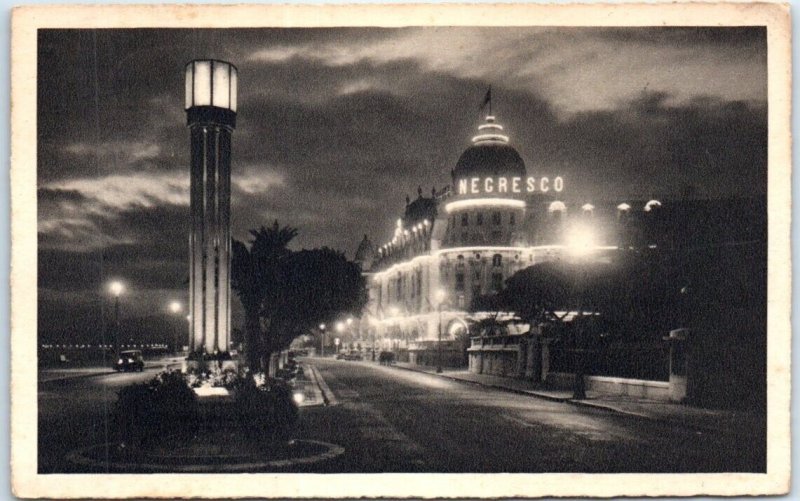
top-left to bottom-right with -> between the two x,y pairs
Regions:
461,232 -> 468,243
455,272 -> 465,292
472,285 -> 482,299
492,254 -> 502,267
473,268 -> 481,281
491,230 -> 502,240
492,212 -> 502,225
492,273 -> 504,292
476,212 -> 484,225
461,213 -> 469,226
509,212 -> 515,225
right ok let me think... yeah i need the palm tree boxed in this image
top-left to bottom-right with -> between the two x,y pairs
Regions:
231,221 -> 298,371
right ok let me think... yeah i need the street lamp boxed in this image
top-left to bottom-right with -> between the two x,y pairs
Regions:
564,224 -> 597,400
319,323 -> 326,357
435,289 -> 447,373
109,281 -> 124,357
335,321 -> 346,354
168,301 -> 183,354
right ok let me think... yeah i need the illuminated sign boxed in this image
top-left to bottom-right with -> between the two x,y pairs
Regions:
457,176 -> 564,195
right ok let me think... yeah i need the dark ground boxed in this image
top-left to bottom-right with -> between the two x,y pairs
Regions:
38,357 -> 765,473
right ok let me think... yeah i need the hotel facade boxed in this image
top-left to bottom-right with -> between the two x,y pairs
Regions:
353,114 -> 663,372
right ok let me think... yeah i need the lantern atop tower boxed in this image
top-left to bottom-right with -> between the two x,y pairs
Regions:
185,59 -> 238,127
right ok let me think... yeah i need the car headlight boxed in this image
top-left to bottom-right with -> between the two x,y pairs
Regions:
117,358 -> 123,364
292,392 -> 305,405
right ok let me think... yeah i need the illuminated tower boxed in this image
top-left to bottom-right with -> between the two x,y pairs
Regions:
184,60 -> 237,355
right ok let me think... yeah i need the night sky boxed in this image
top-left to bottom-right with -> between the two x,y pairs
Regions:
37,27 -> 767,342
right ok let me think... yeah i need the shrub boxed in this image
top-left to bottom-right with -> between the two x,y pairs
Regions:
232,376 -> 299,444
113,370 -> 199,447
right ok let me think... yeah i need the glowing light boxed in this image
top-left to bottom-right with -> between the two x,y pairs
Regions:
617,203 -> 631,211
581,203 -> 595,212
346,317 -> 353,326
319,323 -> 326,330
644,200 -> 662,212
293,392 -> 305,405
423,219 -> 430,226
565,224 -> 597,256
548,201 -> 566,213
472,133 -> 510,143
389,306 -> 400,317
445,198 -> 525,213
193,386 -> 230,397
109,281 -> 124,297
336,321 -> 345,333
435,289 -> 447,304
478,123 -> 504,130
169,301 -> 182,314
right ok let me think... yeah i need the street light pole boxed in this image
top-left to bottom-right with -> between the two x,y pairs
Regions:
109,281 -> 124,359
319,323 -> 326,357
169,301 -> 183,355
435,289 -> 446,374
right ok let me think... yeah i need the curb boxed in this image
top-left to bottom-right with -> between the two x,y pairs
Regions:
308,364 -> 338,406
65,439 -> 345,473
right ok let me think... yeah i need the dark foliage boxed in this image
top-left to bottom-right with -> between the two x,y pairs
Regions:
231,222 -> 367,371
113,371 -> 199,447
231,377 -> 299,443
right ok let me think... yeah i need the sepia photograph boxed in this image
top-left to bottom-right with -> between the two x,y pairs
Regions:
11,3 -> 791,498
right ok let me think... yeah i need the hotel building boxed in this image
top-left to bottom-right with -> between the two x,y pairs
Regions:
353,113 -> 664,371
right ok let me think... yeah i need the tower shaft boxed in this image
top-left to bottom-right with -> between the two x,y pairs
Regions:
185,59 -> 238,356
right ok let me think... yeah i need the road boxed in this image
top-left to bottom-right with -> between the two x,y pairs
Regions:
38,357 -> 764,473
38,359 -> 179,473
295,359 -> 764,473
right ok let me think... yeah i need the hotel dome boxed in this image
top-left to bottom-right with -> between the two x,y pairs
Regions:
452,116 -> 526,181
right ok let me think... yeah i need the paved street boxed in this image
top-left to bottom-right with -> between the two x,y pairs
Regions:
38,360 -> 179,473
294,359 -> 764,472
38,358 -> 765,473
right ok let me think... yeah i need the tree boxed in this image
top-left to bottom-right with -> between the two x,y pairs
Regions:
231,222 -> 298,370
259,247 -> 367,364
231,224 -> 367,373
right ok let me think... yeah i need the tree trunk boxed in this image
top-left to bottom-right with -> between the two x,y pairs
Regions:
244,309 -> 261,372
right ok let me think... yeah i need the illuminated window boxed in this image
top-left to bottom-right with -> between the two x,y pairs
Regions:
476,212 -> 483,225
509,212 -> 515,225
461,213 -> 469,226
492,254 -> 502,267
492,212 -> 501,225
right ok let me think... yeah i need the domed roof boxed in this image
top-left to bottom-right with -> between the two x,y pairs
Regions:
453,116 -> 526,180
354,234 -> 375,264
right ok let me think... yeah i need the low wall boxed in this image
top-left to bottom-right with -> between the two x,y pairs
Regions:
546,372 -> 671,401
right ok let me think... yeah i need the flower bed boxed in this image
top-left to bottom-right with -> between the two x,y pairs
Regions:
113,368 -> 299,450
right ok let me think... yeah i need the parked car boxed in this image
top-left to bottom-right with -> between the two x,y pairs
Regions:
115,350 -> 144,372
346,351 -> 363,361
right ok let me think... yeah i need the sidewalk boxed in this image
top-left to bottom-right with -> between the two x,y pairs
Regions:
392,362 -> 764,435
38,367 -> 116,383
